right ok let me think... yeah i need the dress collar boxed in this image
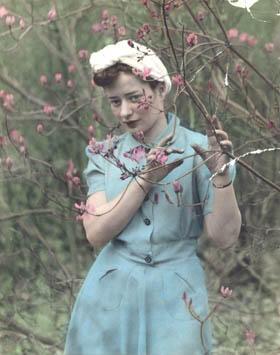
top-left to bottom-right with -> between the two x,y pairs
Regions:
126,112 -> 181,148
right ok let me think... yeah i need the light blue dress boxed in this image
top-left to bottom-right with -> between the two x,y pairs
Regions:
64,112 -> 235,355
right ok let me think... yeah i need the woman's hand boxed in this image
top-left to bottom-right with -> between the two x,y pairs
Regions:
191,116 -> 233,176
138,133 -> 184,185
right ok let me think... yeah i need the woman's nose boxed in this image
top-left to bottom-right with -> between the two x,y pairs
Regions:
120,100 -> 133,118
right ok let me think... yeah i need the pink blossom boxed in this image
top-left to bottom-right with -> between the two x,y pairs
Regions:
19,17 -> 25,29
75,201 -> 95,221
88,138 -> 105,154
3,156 -> 13,170
185,32 -> 198,47
101,9 -> 109,20
132,67 -> 152,81
91,23 -> 104,33
220,285 -> 233,298
87,124 -> 95,136
239,32 -> 249,42
136,95 -> 152,110
39,75 -> 48,86
264,42 -> 274,53
5,15 -> 15,26
43,104 -> 55,116
0,90 -> 6,98
67,79 -> 75,89
164,2 -> 173,12
68,64 -> 76,73
0,5 -> 9,18
111,15 -> 118,26
247,35 -> 257,47
245,329 -> 256,346
48,7 -> 57,21
123,145 -> 146,163
78,49 -> 89,60
227,28 -> 239,40
154,148 -> 168,165
117,26 -> 126,37
36,123 -> 44,134
54,72 -> 62,83
172,74 -> 184,88
172,180 -> 183,193
140,0 -> 149,5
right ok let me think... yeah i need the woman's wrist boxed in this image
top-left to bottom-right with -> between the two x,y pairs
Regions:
212,173 -> 232,189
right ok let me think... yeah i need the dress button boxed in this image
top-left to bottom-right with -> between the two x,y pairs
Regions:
144,218 -> 151,225
144,255 -> 152,264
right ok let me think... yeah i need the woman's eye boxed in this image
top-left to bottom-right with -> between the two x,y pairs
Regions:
129,95 -> 141,102
110,100 -> 120,107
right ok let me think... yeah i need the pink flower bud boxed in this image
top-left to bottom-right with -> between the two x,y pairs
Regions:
111,15 -> 118,26
127,39 -> 134,48
54,72 -> 62,83
117,26 -> 126,37
19,17 -> 25,29
264,42 -> 274,53
142,23 -> 151,34
48,7 -> 57,21
39,75 -> 48,86
220,285 -> 233,298
0,136 -> 6,148
101,19 -> 109,30
36,123 -> 44,134
172,74 -> 184,88
4,156 -> 13,169
43,104 -> 55,116
5,15 -> 16,26
0,6 -> 9,18
227,28 -> 239,40
67,79 -> 75,89
247,35 -> 257,47
3,93 -> 14,111
87,125 -> 95,136
10,129 -> 22,144
91,23 -> 103,33
72,176 -> 81,186
267,120 -> 275,129
196,10 -> 205,21
140,0 -> 149,6
185,32 -> 198,47
68,64 -> 76,73
136,28 -> 145,40
239,32 -> 249,43
172,180 -> 183,193
245,329 -> 256,346
78,49 -> 89,60
101,9 -> 109,20
19,145 -> 26,155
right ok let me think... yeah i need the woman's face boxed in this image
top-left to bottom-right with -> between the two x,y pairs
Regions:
103,72 -> 167,143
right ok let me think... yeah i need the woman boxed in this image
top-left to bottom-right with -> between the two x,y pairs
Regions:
64,40 -> 241,355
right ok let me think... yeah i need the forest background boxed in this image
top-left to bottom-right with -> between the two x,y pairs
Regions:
0,0 -> 280,354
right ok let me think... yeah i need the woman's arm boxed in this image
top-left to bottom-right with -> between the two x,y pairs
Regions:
204,174 -> 241,249
83,177 -> 152,248
83,150 -> 182,248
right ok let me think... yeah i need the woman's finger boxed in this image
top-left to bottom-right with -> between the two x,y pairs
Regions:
220,140 -> 233,152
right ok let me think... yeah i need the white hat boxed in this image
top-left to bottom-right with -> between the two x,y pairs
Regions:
89,40 -> 172,93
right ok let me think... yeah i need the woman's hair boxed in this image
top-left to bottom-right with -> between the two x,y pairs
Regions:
93,62 -> 161,91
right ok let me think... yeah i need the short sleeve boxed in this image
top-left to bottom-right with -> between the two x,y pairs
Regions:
83,146 -> 106,197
